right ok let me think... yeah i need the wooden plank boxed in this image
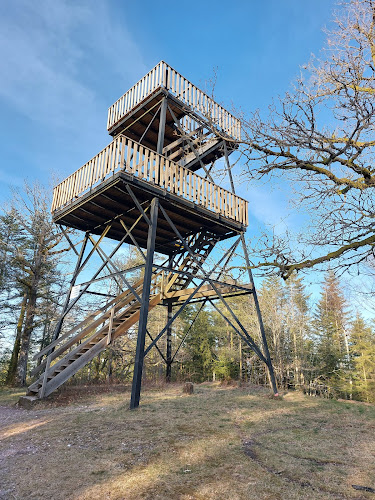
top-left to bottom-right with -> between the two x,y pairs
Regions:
151,65 -> 156,90
149,151 -> 154,182
137,146 -> 143,178
165,159 -> 170,190
154,153 -> 159,184
126,138 -> 132,168
132,142 -> 138,173
171,69 -> 175,92
103,143 -> 111,177
159,156 -> 164,187
51,134 -> 249,227
143,147 -> 149,180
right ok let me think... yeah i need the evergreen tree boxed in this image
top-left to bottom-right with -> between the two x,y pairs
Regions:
313,271 -> 350,393
1,184 -> 66,386
284,274 -> 311,388
350,314 -> 375,403
181,305 -> 215,382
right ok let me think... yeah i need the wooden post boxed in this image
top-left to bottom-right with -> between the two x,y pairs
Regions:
157,97 -> 168,154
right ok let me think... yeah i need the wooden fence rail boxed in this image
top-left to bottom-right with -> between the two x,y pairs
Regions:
51,135 -> 248,226
107,61 -> 241,141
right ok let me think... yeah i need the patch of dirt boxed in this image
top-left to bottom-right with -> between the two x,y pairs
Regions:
31,383 -> 131,407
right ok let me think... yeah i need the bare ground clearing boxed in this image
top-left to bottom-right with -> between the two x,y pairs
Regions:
0,383 -> 374,500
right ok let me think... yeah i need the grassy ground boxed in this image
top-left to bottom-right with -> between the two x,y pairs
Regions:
1,383 -> 375,500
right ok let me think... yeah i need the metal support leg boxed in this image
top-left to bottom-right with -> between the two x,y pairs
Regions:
157,97 -> 168,154
166,301 -> 172,382
223,142 -> 278,395
130,198 -> 159,409
240,235 -> 279,395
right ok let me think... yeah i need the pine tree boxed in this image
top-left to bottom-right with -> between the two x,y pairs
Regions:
313,270 -> 350,394
1,184 -> 66,386
284,274 -> 311,388
181,305 -> 215,382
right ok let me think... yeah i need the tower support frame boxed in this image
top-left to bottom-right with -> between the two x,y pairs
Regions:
28,62 -> 280,406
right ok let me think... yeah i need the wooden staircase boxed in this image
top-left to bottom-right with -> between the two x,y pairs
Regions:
28,272 -> 162,399
167,232 -> 217,291
162,125 -> 223,172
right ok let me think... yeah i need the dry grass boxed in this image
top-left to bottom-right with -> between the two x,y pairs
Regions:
1,383 -> 375,500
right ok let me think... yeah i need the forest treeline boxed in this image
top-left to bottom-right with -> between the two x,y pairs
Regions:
0,184 -> 374,403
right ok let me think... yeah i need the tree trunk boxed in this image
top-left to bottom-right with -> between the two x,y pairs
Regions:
6,293 -> 27,385
16,286 -> 38,386
16,245 -> 43,386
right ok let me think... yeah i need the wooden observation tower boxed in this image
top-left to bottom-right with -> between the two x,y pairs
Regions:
27,61 -> 278,407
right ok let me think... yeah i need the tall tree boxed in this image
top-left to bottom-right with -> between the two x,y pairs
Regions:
284,274 -> 311,388
313,271 -> 350,392
0,211 -> 29,384
258,276 -> 289,386
2,184 -> 66,386
181,305 -> 216,382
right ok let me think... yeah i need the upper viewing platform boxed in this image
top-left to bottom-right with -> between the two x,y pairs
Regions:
107,61 -> 241,149
52,62 -> 247,254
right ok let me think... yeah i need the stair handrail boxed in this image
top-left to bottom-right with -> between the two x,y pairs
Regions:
32,270 -> 164,377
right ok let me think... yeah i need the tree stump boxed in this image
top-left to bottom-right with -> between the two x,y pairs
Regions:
18,395 -> 39,409
183,382 -> 194,394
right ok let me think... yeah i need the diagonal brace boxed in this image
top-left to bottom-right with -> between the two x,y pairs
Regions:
144,236 -> 241,356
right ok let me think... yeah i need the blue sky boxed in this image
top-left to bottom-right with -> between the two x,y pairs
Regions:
2,0 -> 355,307
0,0 -> 335,196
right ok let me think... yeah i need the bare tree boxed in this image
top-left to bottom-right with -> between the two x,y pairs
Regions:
237,0 -> 375,278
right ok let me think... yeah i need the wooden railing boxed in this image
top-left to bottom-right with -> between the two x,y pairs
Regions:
107,61 -> 241,141
51,135 -> 248,226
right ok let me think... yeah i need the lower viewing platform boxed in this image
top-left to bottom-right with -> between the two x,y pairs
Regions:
52,135 -> 248,255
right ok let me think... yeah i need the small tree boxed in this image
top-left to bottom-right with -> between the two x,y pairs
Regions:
313,270 -> 350,394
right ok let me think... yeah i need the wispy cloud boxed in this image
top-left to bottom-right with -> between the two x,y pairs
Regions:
0,0 -> 147,131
